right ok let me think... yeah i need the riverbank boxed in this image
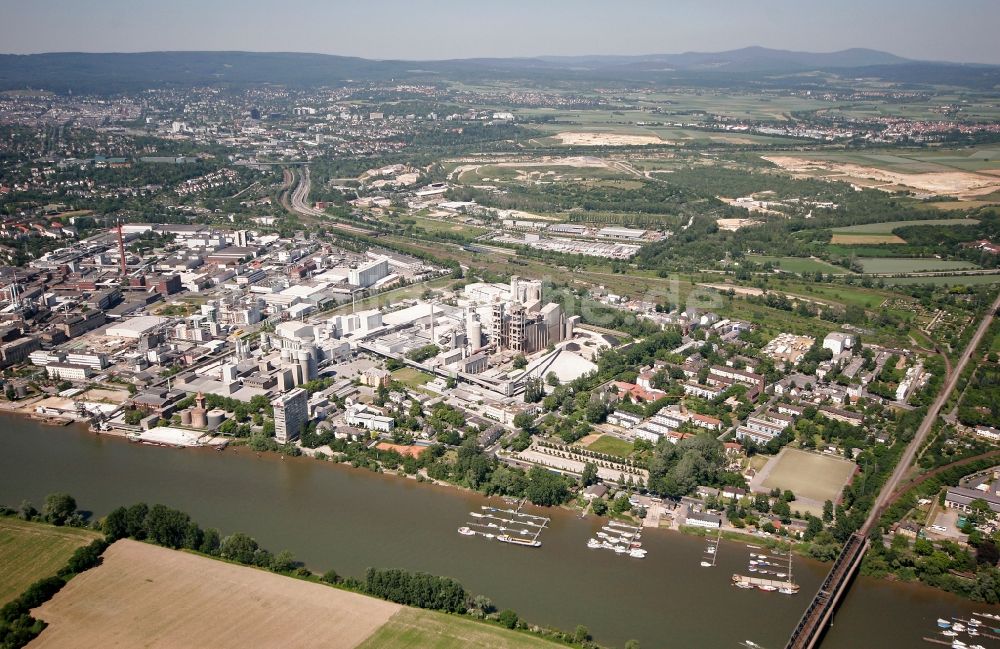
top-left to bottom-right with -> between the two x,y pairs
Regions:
3,416 -> 999,648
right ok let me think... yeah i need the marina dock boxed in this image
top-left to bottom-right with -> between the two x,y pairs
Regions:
458,499 -> 550,547
733,574 -> 800,593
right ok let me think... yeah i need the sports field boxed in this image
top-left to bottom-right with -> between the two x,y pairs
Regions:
357,608 -> 559,649
391,367 -> 435,390
0,517 -> 100,605
585,434 -> 634,458
829,233 -> 906,245
753,448 -> 856,515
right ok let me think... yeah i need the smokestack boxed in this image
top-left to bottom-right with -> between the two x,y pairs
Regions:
117,223 -> 127,275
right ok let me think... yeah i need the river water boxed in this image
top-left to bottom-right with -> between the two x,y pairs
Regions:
0,416 -> 995,649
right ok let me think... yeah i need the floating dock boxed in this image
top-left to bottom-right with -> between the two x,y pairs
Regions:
459,499 -> 549,548
732,573 -> 799,593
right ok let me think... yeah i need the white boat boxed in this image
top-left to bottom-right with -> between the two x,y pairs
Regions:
968,618 -> 982,627
458,527 -> 475,536
970,644 -> 986,649
484,533 -> 494,539
757,585 -> 777,592
942,630 -> 958,637
953,623 -> 966,632
701,560 -> 713,567
775,573 -> 787,578
629,549 -> 647,558
470,512 -> 484,518
939,619 -> 953,628
706,546 -> 716,554
736,582 -> 753,589
778,587 -> 795,595
587,538 -> 601,549
497,534 -> 541,548
748,567 -> 757,572
951,641 -> 967,649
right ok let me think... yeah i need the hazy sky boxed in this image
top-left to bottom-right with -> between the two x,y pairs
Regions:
2,0 -> 999,64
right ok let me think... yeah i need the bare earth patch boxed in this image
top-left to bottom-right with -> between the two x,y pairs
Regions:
763,156 -> 1000,199
30,540 -> 400,649
553,132 -> 663,146
830,233 -> 906,245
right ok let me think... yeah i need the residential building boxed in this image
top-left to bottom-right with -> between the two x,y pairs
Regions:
273,388 -> 308,443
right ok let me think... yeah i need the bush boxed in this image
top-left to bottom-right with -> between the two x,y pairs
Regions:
498,609 -> 519,629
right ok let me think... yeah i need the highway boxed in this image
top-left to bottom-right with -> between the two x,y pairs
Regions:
284,166 -> 376,236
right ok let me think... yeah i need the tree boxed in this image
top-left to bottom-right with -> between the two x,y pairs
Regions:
822,499 -> 834,522
512,355 -> 527,370
581,462 -> 599,487
525,466 -> 570,506
498,609 -> 519,629
625,641 -> 641,649
42,492 -> 77,526
513,411 -> 535,432
221,532 -> 259,564
574,625 -> 591,643
102,507 -> 129,540
591,498 -> 608,516
546,372 -> 560,387
270,549 -> 297,572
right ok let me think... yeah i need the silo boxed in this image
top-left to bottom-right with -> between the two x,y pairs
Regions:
179,409 -> 192,426
297,349 -> 315,383
207,409 -> 226,429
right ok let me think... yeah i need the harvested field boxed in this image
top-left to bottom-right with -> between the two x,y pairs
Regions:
552,132 -> 664,146
751,448 -> 856,516
0,518 -> 100,605
832,218 -> 979,233
356,608 -> 561,649
830,233 -> 906,244
30,540 -> 401,649
763,156 -> 1000,198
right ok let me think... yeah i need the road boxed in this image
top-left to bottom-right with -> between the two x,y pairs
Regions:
283,166 -> 376,236
862,290 -> 1000,534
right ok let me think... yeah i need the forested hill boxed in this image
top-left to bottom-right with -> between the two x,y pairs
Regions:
2,49 -> 999,94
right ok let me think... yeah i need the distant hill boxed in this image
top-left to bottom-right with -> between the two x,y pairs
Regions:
535,47 -> 911,72
0,48 -> 996,94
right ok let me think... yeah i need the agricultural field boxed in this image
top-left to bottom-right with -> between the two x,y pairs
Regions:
0,517 -> 100,605
751,448 -> 857,516
831,218 -> 980,234
584,434 -> 635,458
856,258 -> 978,274
745,255 -> 848,275
882,273 -> 1000,286
356,608 -> 561,649
30,540 -> 402,649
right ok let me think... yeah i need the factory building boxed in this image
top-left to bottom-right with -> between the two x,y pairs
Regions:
349,257 -> 389,288
488,276 -> 567,354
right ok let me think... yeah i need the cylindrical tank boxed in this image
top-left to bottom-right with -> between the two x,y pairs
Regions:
191,408 -> 207,429
469,321 -> 482,352
207,410 -> 225,428
179,409 -> 192,426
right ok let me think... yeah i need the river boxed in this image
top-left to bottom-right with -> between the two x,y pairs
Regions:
0,416 -> 995,649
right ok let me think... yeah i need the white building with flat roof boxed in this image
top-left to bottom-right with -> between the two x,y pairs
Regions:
273,388 -> 308,443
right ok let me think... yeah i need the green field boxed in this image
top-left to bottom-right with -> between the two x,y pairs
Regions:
585,434 -> 634,458
832,218 -> 980,234
0,517 -> 100,605
746,255 -> 848,275
392,367 -> 435,390
357,608 -> 563,649
857,258 -> 978,274
882,273 -> 1000,286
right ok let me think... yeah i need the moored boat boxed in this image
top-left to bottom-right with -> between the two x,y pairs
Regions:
458,526 -> 475,536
